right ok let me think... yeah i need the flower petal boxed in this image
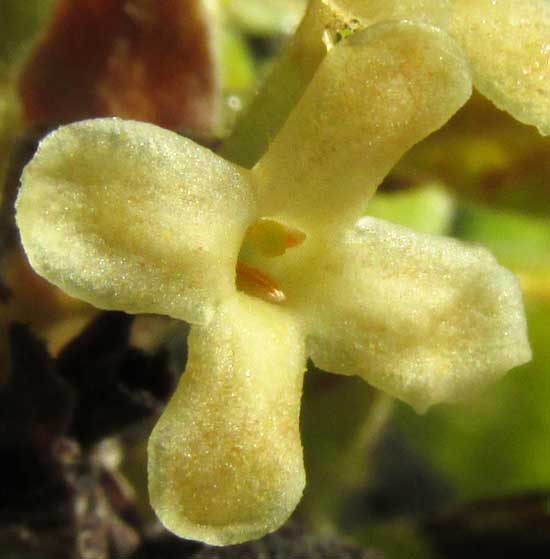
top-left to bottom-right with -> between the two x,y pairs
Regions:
253,21 -> 471,231
280,218 -> 531,412
449,0 -> 550,135
16,118 -> 255,324
148,294 -> 306,545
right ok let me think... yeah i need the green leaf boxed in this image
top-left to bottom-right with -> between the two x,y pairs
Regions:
222,0 -> 306,35
398,94 -> 550,217
366,183 -> 455,235
0,0 -> 54,71
454,203 -> 550,302
455,203 -> 550,274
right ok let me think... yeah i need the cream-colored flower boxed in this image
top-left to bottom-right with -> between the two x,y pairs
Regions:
221,0 -> 550,168
16,22 -> 530,545
323,0 -> 550,135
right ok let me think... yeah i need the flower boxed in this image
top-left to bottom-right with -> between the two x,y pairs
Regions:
224,0 -> 550,167
322,0 -> 550,135
16,21 -> 531,545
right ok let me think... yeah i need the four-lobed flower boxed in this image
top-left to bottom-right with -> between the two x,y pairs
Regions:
224,0 -> 550,167
322,0 -> 550,135
16,21 -> 531,545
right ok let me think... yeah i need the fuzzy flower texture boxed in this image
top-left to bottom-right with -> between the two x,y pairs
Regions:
15,0 -> 545,547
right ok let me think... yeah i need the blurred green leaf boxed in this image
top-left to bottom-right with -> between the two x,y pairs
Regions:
301,373 -> 385,531
455,204 -> 550,273
220,30 -> 256,95
0,1 -> 53,191
0,85 -> 20,191
0,0 -> 54,71
397,93 -> 550,217
222,0 -> 306,35
351,520 -> 434,559
367,183 -> 455,235
454,204 -> 550,301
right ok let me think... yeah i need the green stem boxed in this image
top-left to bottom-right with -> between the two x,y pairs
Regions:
303,388 -> 394,534
353,391 -> 394,467
218,0 -> 341,168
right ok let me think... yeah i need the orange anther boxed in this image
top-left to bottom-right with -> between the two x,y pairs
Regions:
245,218 -> 306,258
236,261 -> 286,304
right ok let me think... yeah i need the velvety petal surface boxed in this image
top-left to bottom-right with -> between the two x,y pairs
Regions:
253,21 -> 471,232
273,218 -> 531,412
148,294 -> 306,545
449,0 -> 550,135
16,118 -> 255,324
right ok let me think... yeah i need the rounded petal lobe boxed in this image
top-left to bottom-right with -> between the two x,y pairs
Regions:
254,21 -> 471,231
148,294 -> 307,545
16,118 -> 256,324
449,0 -> 550,135
290,218 -> 531,412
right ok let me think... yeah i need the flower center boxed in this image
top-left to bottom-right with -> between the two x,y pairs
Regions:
236,218 -> 306,304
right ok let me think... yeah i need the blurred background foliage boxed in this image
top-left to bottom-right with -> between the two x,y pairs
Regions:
1,1 -> 550,558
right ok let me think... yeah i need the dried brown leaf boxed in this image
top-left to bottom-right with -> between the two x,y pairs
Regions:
19,0 -> 220,135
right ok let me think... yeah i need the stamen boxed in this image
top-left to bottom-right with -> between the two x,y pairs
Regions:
285,228 -> 307,249
236,261 -> 286,304
245,218 -> 306,258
